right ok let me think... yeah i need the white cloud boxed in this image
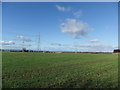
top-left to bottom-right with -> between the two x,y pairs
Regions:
0,41 -> 15,45
61,18 -> 92,39
50,43 -> 70,47
89,39 -> 99,43
51,43 -> 62,46
16,35 -> 31,42
73,10 -> 82,18
56,5 -> 70,12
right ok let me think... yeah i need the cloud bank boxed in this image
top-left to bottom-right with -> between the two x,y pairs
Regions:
2,44 -> 32,49
74,44 -> 116,52
43,44 -> 116,52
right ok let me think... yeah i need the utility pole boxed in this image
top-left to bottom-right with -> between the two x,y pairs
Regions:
22,41 -> 25,52
37,33 -> 40,51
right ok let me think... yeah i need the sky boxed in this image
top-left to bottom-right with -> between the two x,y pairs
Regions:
1,2 -> 118,52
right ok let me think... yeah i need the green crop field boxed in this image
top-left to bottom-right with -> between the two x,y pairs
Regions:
2,52 -> 118,88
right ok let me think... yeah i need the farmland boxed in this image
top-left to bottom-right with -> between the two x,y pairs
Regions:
2,52 -> 118,88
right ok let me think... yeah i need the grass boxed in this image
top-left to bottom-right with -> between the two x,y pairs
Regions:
2,52 -> 118,88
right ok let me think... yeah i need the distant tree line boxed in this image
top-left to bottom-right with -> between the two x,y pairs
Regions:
0,49 -> 113,54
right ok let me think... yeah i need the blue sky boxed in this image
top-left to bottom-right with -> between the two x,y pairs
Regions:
2,2 -> 118,52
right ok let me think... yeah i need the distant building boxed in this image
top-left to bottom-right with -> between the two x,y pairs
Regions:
113,49 -> 120,54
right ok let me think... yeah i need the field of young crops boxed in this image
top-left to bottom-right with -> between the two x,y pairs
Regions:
2,52 -> 118,88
